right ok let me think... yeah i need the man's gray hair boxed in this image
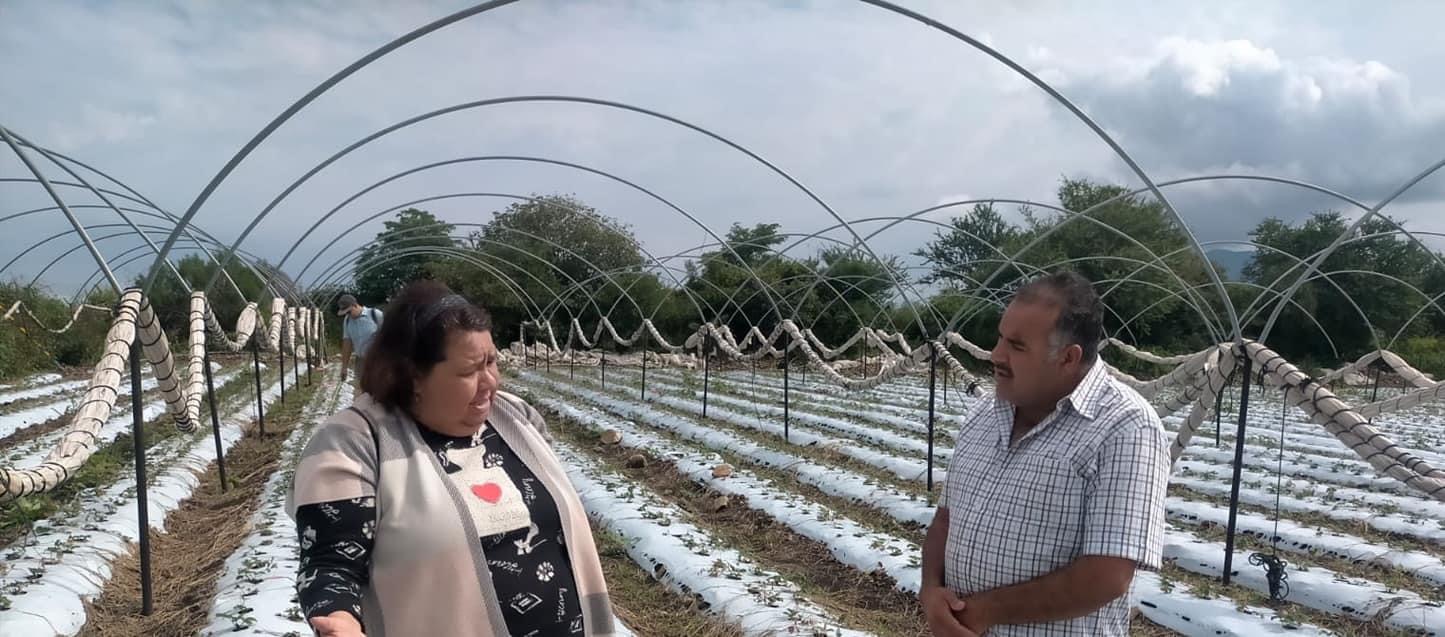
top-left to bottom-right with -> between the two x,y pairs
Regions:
1012,270 -> 1104,364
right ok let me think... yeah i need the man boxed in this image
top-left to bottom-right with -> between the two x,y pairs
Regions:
337,294 -> 382,389
921,271 -> 1169,636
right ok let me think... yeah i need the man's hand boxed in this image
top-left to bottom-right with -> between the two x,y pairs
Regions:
922,585 -> 980,636
959,595 -> 997,635
309,610 -> 364,637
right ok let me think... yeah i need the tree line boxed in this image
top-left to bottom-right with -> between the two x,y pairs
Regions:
3,177 -> 1442,382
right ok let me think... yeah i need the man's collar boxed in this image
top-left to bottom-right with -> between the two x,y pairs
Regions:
1062,361 -> 1109,420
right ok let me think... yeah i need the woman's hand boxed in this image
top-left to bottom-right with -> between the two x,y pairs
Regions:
309,611 -> 365,637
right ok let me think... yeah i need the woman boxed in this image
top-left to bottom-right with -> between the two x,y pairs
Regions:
288,280 -> 614,637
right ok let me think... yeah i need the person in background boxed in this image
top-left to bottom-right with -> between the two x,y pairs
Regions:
290,280 -> 614,637
921,270 -> 1170,636
337,294 -> 381,388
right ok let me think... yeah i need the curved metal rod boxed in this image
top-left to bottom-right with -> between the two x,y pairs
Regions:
538,261 -> 728,329
282,168 -> 717,321
641,234 -> 911,335
315,246 -> 545,322
1114,279 -> 1341,360
155,0 -> 1206,341
1117,239 -> 1378,353
68,241 -> 221,306
203,97 -> 844,326
308,227 -> 620,324
1256,158 -> 1445,345
8,128 -> 188,291
312,243 -> 555,322
925,256 -> 1167,346
14,223 -> 195,289
580,237 -> 895,334
841,199 -> 1229,344
295,201 -> 656,323
1066,174 -> 1445,353
794,206 -> 1227,341
815,211 -> 1224,343
856,0 -> 1240,343
0,125 -> 120,292
0,188 -> 260,301
147,0 -> 526,291
4,212 -> 286,303
66,238 -> 301,308
0,179 -> 158,217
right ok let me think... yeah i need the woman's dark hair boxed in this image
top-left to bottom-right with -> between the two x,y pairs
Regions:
360,280 -> 493,410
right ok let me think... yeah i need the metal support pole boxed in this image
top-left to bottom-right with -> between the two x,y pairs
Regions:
252,336 -> 266,436
570,346 -> 576,380
640,332 -> 648,401
1214,384 -> 1225,447
129,337 -> 154,615
291,315 -> 300,389
1367,364 -> 1382,424
304,310 -> 311,364
203,347 -> 227,492
521,324 -> 528,369
600,350 -> 607,389
278,323 -> 286,407
1222,353 -> 1255,585
702,337 -> 712,418
927,343 -> 938,492
942,364 -> 949,407
783,347 -> 791,443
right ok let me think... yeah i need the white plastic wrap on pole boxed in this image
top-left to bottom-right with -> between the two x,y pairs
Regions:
135,294 -> 195,433
934,345 -> 984,394
185,293 -> 209,427
204,301 -> 259,352
1102,337 -> 1199,366
0,291 -> 138,500
264,298 -> 286,352
524,320 -> 563,354
875,329 -> 915,356
1354,380 -> 1445,419
1246,340 -> 1445,501
803,328 -> 857,359
778,320 -> 936,391
603,317 -> 643,347
643,319 -> 686,352
1169,346 -> 1234,464
1105,347 -> 1218,401
1319,349 -> 1437,390
1,300 -> 112,334
568,318 -> 596,350
943,332 -> 993,362
703,323 -> 781,361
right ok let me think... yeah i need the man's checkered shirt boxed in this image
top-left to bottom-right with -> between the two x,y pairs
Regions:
941,361 -> 1170,636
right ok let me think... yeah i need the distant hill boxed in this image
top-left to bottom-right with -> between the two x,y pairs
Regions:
1205,248 -> 1255,280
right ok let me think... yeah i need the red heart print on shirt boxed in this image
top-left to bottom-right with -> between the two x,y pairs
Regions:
471,482 -> 503,504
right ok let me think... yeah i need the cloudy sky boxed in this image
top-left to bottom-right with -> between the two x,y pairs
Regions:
4,0 -> 1445,294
